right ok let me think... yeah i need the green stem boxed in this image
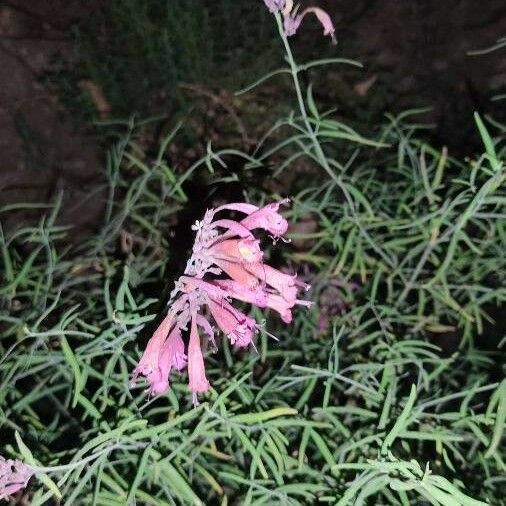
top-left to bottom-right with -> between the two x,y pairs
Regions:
274,13 -> 334,179
274,13 -> 396,270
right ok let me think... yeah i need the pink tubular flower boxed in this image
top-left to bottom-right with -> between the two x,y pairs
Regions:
285,7 -> 336,43
131,199 -> 311,405
187,314 -> 210,403
263,0 -> 336,44
130,312 -> 175,393
283,13 -> 303,36
207,297 -> 256,348
217,198 -> 290,239
263,0 -> 285,13
302,7 -> 336,42
0,456 -> 33,500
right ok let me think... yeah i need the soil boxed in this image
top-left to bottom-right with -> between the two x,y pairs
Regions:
0,0 -> 504,243
0,0 -> 103,243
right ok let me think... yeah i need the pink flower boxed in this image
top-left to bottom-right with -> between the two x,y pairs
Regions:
244,263 -> 304,303
217,199 -> 290,238
262,0 -> 336,44
211,258 -> 260,288
131,312 -> 175,393
132,199 -> 311,404
207,297 -> 256,348
187,314 -> 210,403
263,0 -> 285,13
0,456 -> 33,500
265,293 -> 294,323
284,13 -> 303,36
302,7 -> 336,43
284,7 -> 336,42
150,328 -> 187,394
211,279 -> 268,306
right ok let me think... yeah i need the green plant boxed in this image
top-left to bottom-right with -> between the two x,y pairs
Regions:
1,3 -> 504,505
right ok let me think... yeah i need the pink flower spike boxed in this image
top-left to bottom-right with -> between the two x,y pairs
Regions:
187,314 -> 210,403
133,199 -> 312,403
0,456 -> 33,500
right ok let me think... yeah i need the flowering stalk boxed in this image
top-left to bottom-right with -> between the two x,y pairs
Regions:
259,1 -> 340,187
273,11 -> 337,182
131,199 -> 311,404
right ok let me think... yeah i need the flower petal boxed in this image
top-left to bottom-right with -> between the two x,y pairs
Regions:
207,297 -> 256,347
187,315 -> 210,396
240,199 -> 290,237
131,311 -> 174,390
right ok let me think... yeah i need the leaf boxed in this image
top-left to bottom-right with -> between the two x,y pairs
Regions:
127,446 -> 152,504
60,335 -> 84,408
381,384 -> 417,454
306,84 -> 319,120
15,432 -> 62,499
485,379 -> 506,458
230,407 -> 297,424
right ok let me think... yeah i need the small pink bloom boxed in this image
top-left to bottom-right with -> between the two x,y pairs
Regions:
217,199 -> 290,238
303,7 -> 336,43
187,315 -> 210,401
283,6 -> 336,43
284,13 -> 303,36
207,297 -> 256,347
263,0 -> 285,13
131,312 -> 175,392
240,199 -> 290,238
0,456 -> 33,499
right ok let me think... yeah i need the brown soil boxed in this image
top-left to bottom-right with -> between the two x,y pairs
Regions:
0,1 -> 103,243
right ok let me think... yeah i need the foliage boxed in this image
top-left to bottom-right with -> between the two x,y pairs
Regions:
50,0 -> 276,121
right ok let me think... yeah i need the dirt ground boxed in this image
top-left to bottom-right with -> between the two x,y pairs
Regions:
0,0 -> 102,242
0,0 -> 504,242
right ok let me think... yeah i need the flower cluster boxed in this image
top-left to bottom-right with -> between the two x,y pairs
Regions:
131,199 -> 311,404
0,456 -> 33,500
264,0 -> 336,43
